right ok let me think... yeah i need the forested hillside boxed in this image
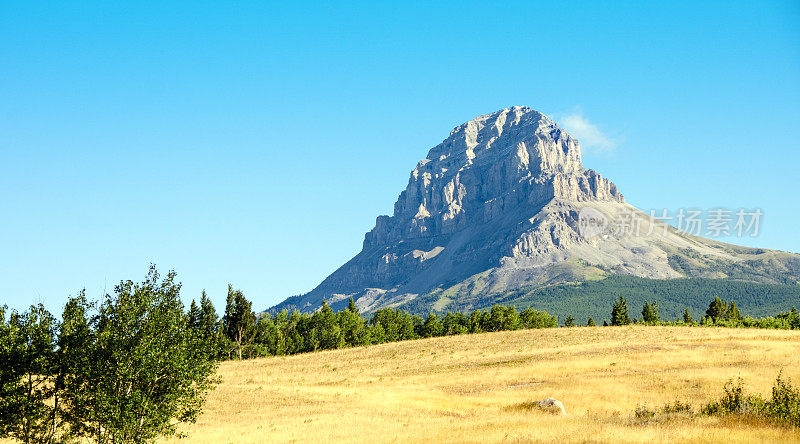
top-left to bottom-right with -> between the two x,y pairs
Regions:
400,276 -> 800,323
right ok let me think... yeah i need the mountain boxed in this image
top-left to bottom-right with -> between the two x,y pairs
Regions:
271,106 -> 800,316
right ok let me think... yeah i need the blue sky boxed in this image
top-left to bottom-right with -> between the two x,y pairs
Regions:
2,1 -> 799,312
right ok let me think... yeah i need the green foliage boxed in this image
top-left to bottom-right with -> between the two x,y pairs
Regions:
642,300 -> 659,324
57,292 -> 95,439
0,304 -> 61,443
705,297 -> 727,322
225,303 -> 557,360
661,400 -> 693,415
701,373 -> 800,427
632,400 -> 693,424
726,302 -> 742,321
76,266 -> 219,442
563,315 -> 575,327
768,373 -> 800,427
519,308 -> 558,329
419,314 -> 444,338
703,298 -> 746,325
0,267 -> 219,444
611,296 -> 631,326
683,308 -> 694,324
222,284 -> 256,360
587,317 -> 595,326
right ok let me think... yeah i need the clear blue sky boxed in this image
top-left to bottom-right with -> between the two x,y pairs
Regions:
2,1 -> 799,313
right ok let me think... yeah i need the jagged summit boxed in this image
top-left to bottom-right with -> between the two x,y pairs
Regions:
365,106 -> 621,249
271,107 -> 799,315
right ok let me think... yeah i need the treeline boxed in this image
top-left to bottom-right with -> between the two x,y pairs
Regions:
195,288 -> 558,360
602,295 -> 800,329
194,289 -> 800,363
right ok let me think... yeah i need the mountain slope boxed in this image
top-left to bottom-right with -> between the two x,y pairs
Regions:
272,107 -> 800,314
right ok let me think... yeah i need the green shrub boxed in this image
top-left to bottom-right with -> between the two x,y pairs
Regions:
767,373 -> 800,427
702,373 -> 800,427
661,400 -> 693,415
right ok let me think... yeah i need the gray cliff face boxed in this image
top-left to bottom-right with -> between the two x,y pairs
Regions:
364,106 -> 621,249
272,107 -> 798,314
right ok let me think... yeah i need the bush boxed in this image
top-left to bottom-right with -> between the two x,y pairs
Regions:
701,373 -> 800,427
767,373 -> 800,427
661,400 -> 693,415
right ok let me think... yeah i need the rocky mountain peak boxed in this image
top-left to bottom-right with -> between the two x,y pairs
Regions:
271,107 -> 800,316
364,106 -> 621,248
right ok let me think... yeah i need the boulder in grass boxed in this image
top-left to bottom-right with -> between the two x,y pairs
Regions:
535,397 -> 566,415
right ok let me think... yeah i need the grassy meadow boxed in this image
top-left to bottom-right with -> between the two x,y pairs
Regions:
163,326 -> 800,443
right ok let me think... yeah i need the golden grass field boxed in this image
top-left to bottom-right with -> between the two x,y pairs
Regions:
161,326 -> 800,443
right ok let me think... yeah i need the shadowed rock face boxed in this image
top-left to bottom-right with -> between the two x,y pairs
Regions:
271,107 -> 799,314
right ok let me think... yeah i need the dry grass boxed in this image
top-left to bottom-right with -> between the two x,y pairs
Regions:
7,326 -> 795,443
159,326 -> 800,443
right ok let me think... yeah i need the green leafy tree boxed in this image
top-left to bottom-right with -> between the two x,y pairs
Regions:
338,307 -> 368,347
611,296 -> 631,326
71,266 -> 219,443
587,317 -> 596,326
441,312 -> 468,335
563,315 -> 575,327
56,292 -> 95,440
519,308 -> 557,329
311,300 -> 344,350
0,304 -> 60,443
419,314 -> 444,337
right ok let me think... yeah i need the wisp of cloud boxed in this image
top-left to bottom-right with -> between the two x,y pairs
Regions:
558,112 -> 617,153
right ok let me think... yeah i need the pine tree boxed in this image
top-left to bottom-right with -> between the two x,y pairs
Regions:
347,298 -> 358,313
725,302 -> 742,321
222,284 -> 256,360
611,296 -> 631,326
705,297 -> 727,322
642,300 -> 659,324
587,317 -> 596,326
563,315 -> 575,327
683,308 -> 694,324
603,320 -> 609,326
197,290 -> 220,357
188,299 -> 201,331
